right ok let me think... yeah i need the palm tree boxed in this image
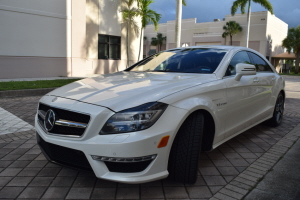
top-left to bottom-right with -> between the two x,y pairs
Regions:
121,0 -> 140,67
136,0 -> 161,61
282,26 -> 300,74
222,21 -> 243,46
231,0 -> 273,48
175,0 -> 187,48
151,33 -> 166,52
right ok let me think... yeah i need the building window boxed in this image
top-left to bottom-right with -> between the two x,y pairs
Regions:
98,34 -> 121,60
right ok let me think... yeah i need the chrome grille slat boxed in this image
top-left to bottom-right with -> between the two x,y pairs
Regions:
55,120 -> 87,128
38,110 -> 46,120
38,111 -> 87,129
37,103 -> 90,137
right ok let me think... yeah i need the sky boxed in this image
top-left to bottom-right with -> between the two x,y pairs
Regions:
149,0 -> 300,28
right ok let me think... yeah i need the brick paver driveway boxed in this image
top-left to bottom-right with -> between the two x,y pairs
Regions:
0,76 -> 299,200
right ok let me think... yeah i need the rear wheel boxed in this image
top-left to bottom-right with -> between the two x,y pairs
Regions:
168,112 -> 204,184
268,93 -> 284,127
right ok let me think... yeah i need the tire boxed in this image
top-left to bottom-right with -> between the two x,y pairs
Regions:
267,92 -> 284,127
168,112 -> 204,184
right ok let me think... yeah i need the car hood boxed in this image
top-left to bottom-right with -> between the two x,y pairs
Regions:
47,71 -> 217,112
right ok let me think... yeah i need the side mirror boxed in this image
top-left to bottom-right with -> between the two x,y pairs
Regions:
235,63 -> 256,81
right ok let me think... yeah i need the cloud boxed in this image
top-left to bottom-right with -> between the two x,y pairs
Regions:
149,0 -> 300,28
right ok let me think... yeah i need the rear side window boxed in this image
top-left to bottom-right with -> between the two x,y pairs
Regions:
225,51 -> 251,76
248,52 -> 273,72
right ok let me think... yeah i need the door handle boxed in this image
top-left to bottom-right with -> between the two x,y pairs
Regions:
271,77 -> 276,81
253,77 -> 259,83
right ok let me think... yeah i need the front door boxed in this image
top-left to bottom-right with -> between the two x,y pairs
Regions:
247,52 -> 276,124
222,51 -> 263,138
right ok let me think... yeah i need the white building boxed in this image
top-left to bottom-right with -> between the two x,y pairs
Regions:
144,11 -> 288,65
0,0 -> 141,79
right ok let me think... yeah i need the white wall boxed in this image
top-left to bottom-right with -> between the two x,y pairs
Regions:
144,11 -> 288,58
86,0 -> 142,75
266,12 -> 288,57
0,0 -> 70,57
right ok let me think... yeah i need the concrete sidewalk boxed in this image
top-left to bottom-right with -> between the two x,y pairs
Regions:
244,127 -> 300,200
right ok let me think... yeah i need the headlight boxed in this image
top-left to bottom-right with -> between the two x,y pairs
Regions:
100,102 -> 168,134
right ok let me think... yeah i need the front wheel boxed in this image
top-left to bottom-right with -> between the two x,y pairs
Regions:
267,93 -> 284,127
168,112 -> 204,184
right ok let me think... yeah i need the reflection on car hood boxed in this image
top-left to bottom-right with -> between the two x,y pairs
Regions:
47,71 -> 217,112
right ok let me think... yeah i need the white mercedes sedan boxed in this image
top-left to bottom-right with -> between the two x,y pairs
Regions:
35,46 -> 285,184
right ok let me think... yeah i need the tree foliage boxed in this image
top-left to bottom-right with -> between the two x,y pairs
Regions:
136,0 -> 161,60
222,21 -> 243,45
151,33 -> 166,51
282,26 -> 300,74
231,0 -> 273,47
121,0 -> 140,67
231,0 -> 273,15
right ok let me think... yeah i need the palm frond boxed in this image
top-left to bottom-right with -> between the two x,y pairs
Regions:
231,0 -> 248,15
253,0 -> 273,14
240,0 -> 247,14
151,33 -> 166,46
222,21 -> 243,44
138,0 -> 161,30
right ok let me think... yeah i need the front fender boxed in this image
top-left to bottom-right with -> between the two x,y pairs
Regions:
159,79 -> 227,145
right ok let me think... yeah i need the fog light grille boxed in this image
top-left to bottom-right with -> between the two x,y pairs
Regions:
91,155 -> 156,173
91,155 -> 156,162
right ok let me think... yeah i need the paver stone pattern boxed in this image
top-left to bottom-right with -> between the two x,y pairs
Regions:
0,76 -> 299,199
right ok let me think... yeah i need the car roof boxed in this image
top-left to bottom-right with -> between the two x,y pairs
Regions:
167,45 -> 248,51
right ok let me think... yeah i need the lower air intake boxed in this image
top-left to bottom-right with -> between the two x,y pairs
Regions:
36,133 -> 92,171
104,160 -> 152,173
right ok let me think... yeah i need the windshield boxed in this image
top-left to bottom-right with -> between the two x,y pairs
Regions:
127,48 -> 227,74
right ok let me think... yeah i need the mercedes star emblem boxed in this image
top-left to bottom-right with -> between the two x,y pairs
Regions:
44,109 -> 56,131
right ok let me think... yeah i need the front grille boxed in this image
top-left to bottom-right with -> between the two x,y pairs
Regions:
39,103 -> 90,123
38,103 -> 90,137
37,133 -> 92,171
104,160 -> 152,173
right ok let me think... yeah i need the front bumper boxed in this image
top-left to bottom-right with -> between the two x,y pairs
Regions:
35,96 -> 188,183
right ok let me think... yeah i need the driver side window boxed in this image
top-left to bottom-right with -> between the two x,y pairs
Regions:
225,51 -> 251,76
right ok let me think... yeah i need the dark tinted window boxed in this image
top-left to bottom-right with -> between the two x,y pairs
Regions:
98,35 -> 121,59
226,51 -> 251,76
248,52 -> 273,72
127,48 -> 227,74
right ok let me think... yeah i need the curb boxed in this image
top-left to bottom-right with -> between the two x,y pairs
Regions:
210,113 -> 300,200
0,88 -> 56,98
281,75 -> 300,79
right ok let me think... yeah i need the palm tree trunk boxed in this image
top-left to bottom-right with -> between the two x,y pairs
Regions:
230,35 -> 233,45
127,21 -> 130,67
175,0 -> 182,48
138,27 -> 143,61
246,0 -> 251,48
